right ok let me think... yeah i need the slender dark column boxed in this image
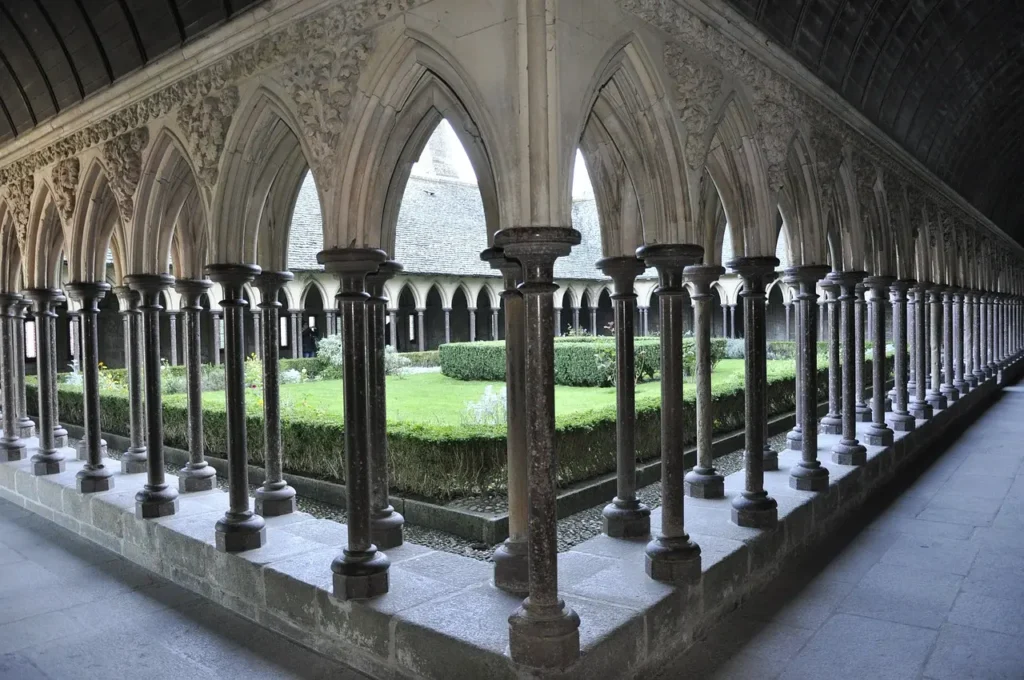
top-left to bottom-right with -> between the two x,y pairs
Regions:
980,293 -> 992,378
638,245 -> 703,580
24,289 -> 64,474
786,302 -> 802,453
786,265 -> 830,490
685,264 -> 727,499
254,271 -> 298,517
854,283 -> 870,422
252,311 -> 262,360
973,292 -> 986,383
168,312 -> 179,365
785,301 -> 791,340
211,311 -> 222,365
596,256 -> 652,529
0,294 -> 26,461
729,256 -> 779,528
589,307 -> 597,336
49,299 -> 67,449
820,279 -> 842,434
14,300 -> 34,438
366,262 -> 404,548
571,306 -> 580,332
113,287 -> 148,473
989,295 -> 998,374
942,289 -> 959,402
952,290 -> 967,394
175,279 -> 217,493
443,308 -> 451,344
483,249 -> 530,592
908,292 -> 917,397
889,281 -> 916,432
722,304 -> 728,337
469,308 -> 477,341
415,308 -> 426,351
498,228 -> 581,668
926,287 -> 947,410
206,265 -> 264,549
964,291 -> 976,389
124,274 -> 178,518
830,271 -> 867,465
66,283 -> 114,492
493,308 -> 501,340
730,303 -> 738,338
909,283 -> 933,419
320,249 -> 390,600
388,310 -> 398,348
864,277 -> 895,446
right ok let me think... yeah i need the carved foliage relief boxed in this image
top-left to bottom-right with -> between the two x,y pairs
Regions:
177,87 -> 240,189
664,45 -> 722,170
102,128 -> 150,224
51,158 -> 80,224
3,175 -> 34,250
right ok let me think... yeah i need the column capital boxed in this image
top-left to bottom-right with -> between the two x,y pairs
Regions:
481,247 -> 523,290
782,264 -> 830,289
910,279 -> 934,293
826,270 -> 868,288
366,260 -> 402,301
597,255 -> 646,297
862,274 -> 896,290
0,292 -> 22,316
318,247 -> 386,298
22,288 -> 63,314
496,227 -> 580,291
253,270 -> 294,299
727,256 -> 779,295
684,263 -> 725,297
639,244 -> 703,294
64,281 -> 111,301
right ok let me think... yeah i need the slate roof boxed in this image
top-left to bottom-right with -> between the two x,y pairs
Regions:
287,171 -> 609,281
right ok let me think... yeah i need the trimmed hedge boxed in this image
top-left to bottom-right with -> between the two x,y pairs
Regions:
33,352 -> 891,501
440,337 -> 726,387
400,350 -> 440,367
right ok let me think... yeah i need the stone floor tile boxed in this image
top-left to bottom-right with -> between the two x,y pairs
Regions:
880,534 -> 980,575
569,534 -> 647,563
0,606 -> 92,654
812,528 -> 898,584
868,514 -> 976,539
0,652 -> 49,680
783,613 -> 937,680
939,474 -> 1013,501
922,623 -> 1024,680
954,454 -> 1023,478
836,562 -> 962,629
915,506 -> 997,528
948,591 -> 1024,636
741,575 -> 856,631
962,562 -> 1024,600
392,549 -> 491,590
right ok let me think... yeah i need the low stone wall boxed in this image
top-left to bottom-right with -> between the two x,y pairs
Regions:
1,357 -> 1019,680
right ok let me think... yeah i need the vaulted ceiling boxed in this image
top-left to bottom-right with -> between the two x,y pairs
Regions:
723,0 -> 1024,242
0,0 -> 264,142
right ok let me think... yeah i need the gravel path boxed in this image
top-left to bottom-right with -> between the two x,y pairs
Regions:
87,430 -> 790,563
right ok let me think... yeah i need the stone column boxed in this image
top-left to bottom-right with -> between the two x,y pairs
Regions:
66,283 -> 115,492
864,277 -> 895,446
24,289 -> 64,474
820,278 -> 842,434
254,272 -> 298,517
926,287 -> 948,411
638,306 -> 648,336
325,310 -> 336,338
571,306 -> 580,333
168,312 -> 179,365
493,308 -> 501,340
498,227 -> 581,665
125,274 -> 178,518
910,283 -> 933,419
114,287 -> 148,472
443,308 -> 451,344
908,290 -> 916,397
415,308 -> 426,351
785,266 -> 830,488
723,304 -> 729,337
251,310 -> 262,360
973,291 -> 986,382
941,289 -> 959,402
979,293 -> 990,378
729,257 -> 779,528
366,262 -> 405,549
784,300 -> 791,340
388,310 -> 398,348
639,245 -> 703,579
469,308 -> 477,342
290,311 -> 301,359
0,294 -> 26,461
987,295 -> 998,374
175,279 -> 216,493
206,265 -> 264,550
211,311 -> 222,365
854,283 -> 870,422
14,300 -> 34,438
49,296 -> 68,449
830,271 -> 868,466
589,307 -> 597,336
686,265 -> 727,498
964,291 -> 976,389
594,256 -> 653,531
322,249 -> 390,599
483,249 -> 529,592
952,290 -> 967,394
889,281 -> 916,431
729,303 -> 738,338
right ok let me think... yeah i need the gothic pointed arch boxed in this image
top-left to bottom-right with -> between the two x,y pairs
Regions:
23,181 -> 65,288
68,157 -> 121,283
0,203 -> 23,292
778,127 -> 828,266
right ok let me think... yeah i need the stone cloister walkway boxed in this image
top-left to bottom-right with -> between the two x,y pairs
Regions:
657,383 -> 1024,680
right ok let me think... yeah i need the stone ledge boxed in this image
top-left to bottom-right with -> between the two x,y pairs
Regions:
0,359 -> 1019,679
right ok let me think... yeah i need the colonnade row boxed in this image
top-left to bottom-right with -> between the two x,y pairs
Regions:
0,239 -> 1021,669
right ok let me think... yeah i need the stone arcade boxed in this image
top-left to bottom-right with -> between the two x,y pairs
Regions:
1,1 -> 1024,678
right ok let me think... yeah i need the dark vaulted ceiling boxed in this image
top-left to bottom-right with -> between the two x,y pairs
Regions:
722,0 -> 1024,242
0,0 -> 264,143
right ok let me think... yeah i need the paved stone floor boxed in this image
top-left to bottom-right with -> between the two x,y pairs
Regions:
657,383 -> 1024,680
0,500 -> 367,679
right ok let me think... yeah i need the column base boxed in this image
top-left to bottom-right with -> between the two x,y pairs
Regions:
731,491 -> 778,528
926,393 -> 947,411
831,440 -> 867,466
972,370 -> 986,385
762,446 -> 778,472
953,379 -> 968,395
508,600 -> 581,669
77,466 -> 114,493
215,512 -> 266,552
864,423 -> 894,446
255,483 -> 298,518
369,507 -> 405,549
965,374 -> 979,389
136,486 -> 179,519
820,415 -> 842,435
178,463 -> 217,493
31,450 -> 65,475
18,419 -> 35,438
121,448 -> 148,474
941,385 -> 959,404
76,439 -> 107,461
332,548 -> 390,600
855,404 -> 871,422
790,462 -> 829,491
644,535 -> 701,583
909,401 -> 933,420
684,469 -> 725,500
493,539 -> 530,595
602,498 -> 652,537
889,411 -> 917,432
0,439 -> 25,462
54,428 -> 68,449
786,428 -> 802,452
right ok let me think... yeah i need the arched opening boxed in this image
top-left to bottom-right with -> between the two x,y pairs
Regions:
397,285 -> 418,352
648,291 -> 661,336
559,290 -> 575,336
767,284 -> 787,341
580,291 -> 594,335
476,288 -> 495,341
302,286 -> 325,357
450,286 -> 471,343
710,290 -> 725,338
424,286 -> 445,350
733,286 -> 745,338
596,290 -> 614,336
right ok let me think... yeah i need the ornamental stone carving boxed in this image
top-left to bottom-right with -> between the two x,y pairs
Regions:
177,87 -> 240,189
51,158 -> 80,224
102,128 -> 150,224
755,84 -> 801,192
2,175 -> 33,250
664,46 -> 723,170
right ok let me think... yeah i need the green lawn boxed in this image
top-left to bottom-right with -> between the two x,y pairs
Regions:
192,358 -> 790,426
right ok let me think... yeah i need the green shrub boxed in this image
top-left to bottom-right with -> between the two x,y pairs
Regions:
401,350 -> 440,367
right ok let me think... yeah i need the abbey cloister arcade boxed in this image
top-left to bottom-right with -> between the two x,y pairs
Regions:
0,1 -> 1022,678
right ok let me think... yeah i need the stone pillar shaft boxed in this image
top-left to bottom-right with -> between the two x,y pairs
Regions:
864,278 -> 894,446
25,290 -> 63,474
176,280 -> 216,493
831,272 -> 867,465
416,308 -> 425,351
169,312 -> 179,365
0,295 -> 26,461
889,281 -> 915,432
14,301 -> 34,438
469,308 -> 477,342
911,284 -> 932,419
388,310 -> 398,348
854,283 -> 869,422
821,281 -> 842,434
443,308 -> 451,344
927,289 -> 947,410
